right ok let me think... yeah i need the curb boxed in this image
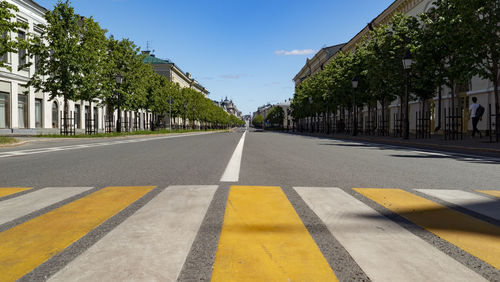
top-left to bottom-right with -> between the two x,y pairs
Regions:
0,141 -> 29,148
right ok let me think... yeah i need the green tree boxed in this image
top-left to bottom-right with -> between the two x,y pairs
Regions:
28,0 -> 84,133
104,36 -> 144,131
427,0 -> 476,113
0,0 -> 28,71
467,0 -> 500,134
266,106 -> 285,128
77,16 -> 109,129
252,114 -> 264,128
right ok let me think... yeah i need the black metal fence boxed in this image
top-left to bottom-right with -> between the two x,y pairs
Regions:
105,115 -> 115,133
489,104 -> 499,143
85,114 -> 98,135
377,114 -> 389,136
444,107 -> 463,140
415,111 -> 431,139
392,113 -> 402,137
364,115 -> 376,135
60,113 -> 76,135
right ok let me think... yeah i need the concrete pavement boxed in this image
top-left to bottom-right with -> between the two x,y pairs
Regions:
0,128 -> 499,281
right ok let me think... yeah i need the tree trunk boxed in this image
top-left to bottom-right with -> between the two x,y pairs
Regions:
436,86 -> 442,132
494,61 -> 499,138
64,96 -> 68,135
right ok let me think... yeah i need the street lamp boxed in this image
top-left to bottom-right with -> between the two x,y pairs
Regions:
402,50 -> 414,139
352,76 -> 358,136
309,96 -> 313,133
115,72 -> 123,133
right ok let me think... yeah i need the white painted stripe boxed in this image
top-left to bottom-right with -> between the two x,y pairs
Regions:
0,132 -> 215,159
0,187 -> 93,226
295,187 -> 486,282
220,131 -> 246,182
416,189 -> 500,221
49,185 -> 217,282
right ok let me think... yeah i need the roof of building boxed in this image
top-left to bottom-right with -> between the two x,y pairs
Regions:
293,43 -> 346,83
323,43 -> 346,60
27,0 -> 47,12
143,55 -> 171,65
143,54 -> 209,94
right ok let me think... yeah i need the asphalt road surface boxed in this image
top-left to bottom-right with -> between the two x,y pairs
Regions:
0,128 -> 499,281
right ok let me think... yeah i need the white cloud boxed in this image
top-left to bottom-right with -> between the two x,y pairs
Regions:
274,49 -> 315,56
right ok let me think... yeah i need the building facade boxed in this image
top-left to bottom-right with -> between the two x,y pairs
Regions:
143,52 -> 209,97
293,0 -> 497,135
293,43 -> 345,87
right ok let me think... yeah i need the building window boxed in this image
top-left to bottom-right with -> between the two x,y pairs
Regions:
18,94 -> 27,128
1,32 -> 10,64
18,31 -> 27,68
52,102 -> 58,128
0,92 -> 9,128
74,104 -> 81,129
35,99 -> 43,128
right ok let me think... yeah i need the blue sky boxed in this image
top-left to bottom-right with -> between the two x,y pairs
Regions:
35,0 -> 394,115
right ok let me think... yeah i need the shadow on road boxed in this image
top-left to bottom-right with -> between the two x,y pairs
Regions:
351,198 -> 500,236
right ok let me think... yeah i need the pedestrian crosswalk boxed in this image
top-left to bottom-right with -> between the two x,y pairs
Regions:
0,185 -> 499,281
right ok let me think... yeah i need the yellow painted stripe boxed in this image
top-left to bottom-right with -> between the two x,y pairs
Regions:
355,188 -> 500,269
211,186 -> 337,281
0,187 -> 31,198
0,186 -> 155,281
477,190 -> 500,198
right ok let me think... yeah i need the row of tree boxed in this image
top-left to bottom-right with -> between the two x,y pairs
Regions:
291,0 -> 498,134
0,0 -> 244,132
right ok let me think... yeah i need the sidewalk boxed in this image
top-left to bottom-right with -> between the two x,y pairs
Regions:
288,130 -> 500,155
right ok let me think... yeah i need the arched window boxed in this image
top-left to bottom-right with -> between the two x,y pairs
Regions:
52,102 -> 58,128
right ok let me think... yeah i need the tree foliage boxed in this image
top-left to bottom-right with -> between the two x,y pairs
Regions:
292,1 -> 495,134
266,106 -> 284,126
0,0 -> 28,70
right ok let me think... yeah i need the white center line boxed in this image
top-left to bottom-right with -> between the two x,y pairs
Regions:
220,131 -> 247,182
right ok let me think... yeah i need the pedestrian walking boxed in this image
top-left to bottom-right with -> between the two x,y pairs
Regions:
468,97 -> 483,137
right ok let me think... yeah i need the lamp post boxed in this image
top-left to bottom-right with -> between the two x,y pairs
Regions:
115,72 -> 123,133
402,50 -> 414,139
309,96 -> 313,133
352,76 -> 358,136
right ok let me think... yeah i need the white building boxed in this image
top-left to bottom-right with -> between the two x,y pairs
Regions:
143,52 -> 209,97
0,0 -> 155,134
293,0 -> 498,135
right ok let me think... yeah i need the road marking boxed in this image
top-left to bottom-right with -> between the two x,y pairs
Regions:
0,187 -> 31,198
0,131 -> 216,159
417,189 -> 500,221
0,186 -> 155,281
0,187 -> 93,226
220,131 -> 246,182
355,188 -> 500,270
211,186 -> 337,281
49,185 -> 217,282
296,187 -> 486,282
478,190 -> 500,198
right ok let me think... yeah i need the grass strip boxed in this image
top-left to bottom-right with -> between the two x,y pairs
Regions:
0,136 -> 18,145
36,129 -> 227,138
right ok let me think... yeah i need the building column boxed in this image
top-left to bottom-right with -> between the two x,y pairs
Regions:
28,87 -> 35,129
10,82 -> 18,129
43,92 -> 51,129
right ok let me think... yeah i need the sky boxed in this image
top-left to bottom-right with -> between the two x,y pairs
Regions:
35,0 -> 394,115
